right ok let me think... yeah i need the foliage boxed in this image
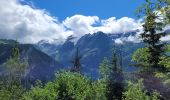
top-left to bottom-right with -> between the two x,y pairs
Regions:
99,49 -> 124,100
0,46 -> 28,100
167,44 -> 170,52
99,58 -> 112,78
25,71 -> 96,100
159,56 -> 170,71
0,81 -> 25,100
55,72 -> 94,100
123,80 -> 160,100
135,0 -> 168,71
136,0 -> 170,24
92,79 -> 107,100
159,44 -> 170,71
132,45 -> 170,70
132,47 -> 150,68
155,72 -> 170,86
71,47 -> 82,73
142,13 -> 166,69
159,0 -> 170,24
106,77 -> 124,100
4,46 -> 28,83
24,81 -> 56,100
107,56 -> 124,100
0,1 -> 169,99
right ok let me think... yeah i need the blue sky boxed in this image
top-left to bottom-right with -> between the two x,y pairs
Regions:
0,0 -> 169,43
0,0 -> 149,43
25,0 -> 144,20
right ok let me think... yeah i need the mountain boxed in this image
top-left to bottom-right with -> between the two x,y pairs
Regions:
0,39 -> 62,83
37,31 -> 144,78
37,40 -> 62,57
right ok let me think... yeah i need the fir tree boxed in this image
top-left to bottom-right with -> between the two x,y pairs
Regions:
141,12 -> 166,70
71,47 -> 82,73
106,48 -> 124,100
136,0 -> 168,71
119,46 -> 123,68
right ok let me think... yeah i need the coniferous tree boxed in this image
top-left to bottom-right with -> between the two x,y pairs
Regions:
71,47 -> 82,73
119,46 -> 123,68
0,43 -> 28,100
106,48 -> 124,100
4,44 -> 28,84
158,0 -> 170,24
136,0 -> 168,71
141,13 -> 166,69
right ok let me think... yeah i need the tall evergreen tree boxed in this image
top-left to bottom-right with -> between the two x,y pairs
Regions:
136,0 -> 167,70
119,46 -> 123,68
0,43 -> 28,100
141,12 -> 166,69
4,43 -> 28,84
105,48 -> 124,100
71,47 -> 82,73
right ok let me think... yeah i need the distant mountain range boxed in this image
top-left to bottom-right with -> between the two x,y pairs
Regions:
0,39 -> 62,83
37,31 -> 144,78
0,30 -> 169,80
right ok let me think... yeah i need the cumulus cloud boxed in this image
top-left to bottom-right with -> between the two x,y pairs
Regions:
63,15 -> 99,38
94,17 -> 142,34
63,15 -> 143,35
0,0 -> 143,44
3,0 -> 169,44
114,35 -> 141,44
0,0 -> 73,43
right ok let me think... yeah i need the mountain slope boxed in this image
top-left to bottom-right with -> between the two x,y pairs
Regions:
0,39 -> 62,82
37,32 -> 144,78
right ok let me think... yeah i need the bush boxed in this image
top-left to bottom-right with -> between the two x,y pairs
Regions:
25,71 -> 96,100
123,80 -> 160,100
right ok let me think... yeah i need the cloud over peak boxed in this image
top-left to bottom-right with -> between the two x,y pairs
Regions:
0,0 -> 148,44
63,15 -> 99,37
95,17 -> 142,34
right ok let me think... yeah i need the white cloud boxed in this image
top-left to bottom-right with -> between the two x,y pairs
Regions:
161,35 -> 170,42
94,17 -> 142,34
125,35 -> 141,43
0,0 -> 72,43
115,38 -> 123,44
114,35 -> 141,44
63,15 -> 99,38
3,0 -> 169,44
63,15 -> 143,40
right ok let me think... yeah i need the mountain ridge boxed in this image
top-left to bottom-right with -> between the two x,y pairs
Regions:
37,31 -> 144,78
0,39 -> 62,83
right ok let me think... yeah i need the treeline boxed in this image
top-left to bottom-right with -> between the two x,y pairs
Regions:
0,46 -> 161,100
0,0 -> 170,100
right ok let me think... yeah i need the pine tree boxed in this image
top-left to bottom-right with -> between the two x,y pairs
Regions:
71,47 -> 82,73
112,48 -> 118,71
119,46 -> 123,68
106,48 -> 124,100
141,12 -> 166,70
136,0 -> 168,71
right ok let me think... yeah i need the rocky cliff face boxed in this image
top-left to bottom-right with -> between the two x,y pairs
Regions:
37,31 -> 144,78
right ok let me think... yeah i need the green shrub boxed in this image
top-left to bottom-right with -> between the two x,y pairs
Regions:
123,80 -> 160,100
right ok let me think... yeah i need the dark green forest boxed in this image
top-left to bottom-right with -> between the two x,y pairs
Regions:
0,0 -> 170,100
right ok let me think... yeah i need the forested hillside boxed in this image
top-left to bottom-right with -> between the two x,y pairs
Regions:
0,0 -> 170,100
